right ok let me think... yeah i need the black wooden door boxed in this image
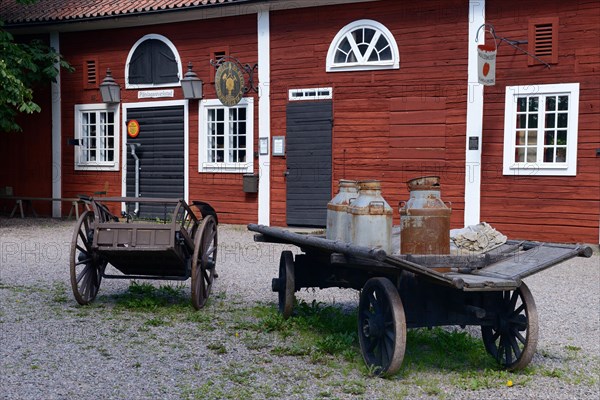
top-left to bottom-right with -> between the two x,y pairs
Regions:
286,101 -> 332,227
125,105 -> 184,218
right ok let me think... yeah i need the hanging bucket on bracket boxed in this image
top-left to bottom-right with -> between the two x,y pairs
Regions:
476,26 -> 498,86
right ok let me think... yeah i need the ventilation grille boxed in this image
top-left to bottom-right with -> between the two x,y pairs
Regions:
85,59 -> 97,87
213,51 -> 227,63
529,18 -> 558,65
534,24 -> 554,57
211,49 -> 228,82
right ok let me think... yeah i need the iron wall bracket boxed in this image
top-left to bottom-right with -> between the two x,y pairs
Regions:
210,55 -> 259,94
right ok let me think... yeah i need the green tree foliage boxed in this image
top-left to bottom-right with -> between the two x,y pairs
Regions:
0,20 -> 72,132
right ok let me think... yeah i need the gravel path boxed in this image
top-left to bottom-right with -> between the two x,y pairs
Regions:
0,218 -> 598,399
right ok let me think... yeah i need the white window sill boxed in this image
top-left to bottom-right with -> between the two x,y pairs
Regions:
200,163 -> 253,174
503,163 -> 576,176
75,163 -> 119,172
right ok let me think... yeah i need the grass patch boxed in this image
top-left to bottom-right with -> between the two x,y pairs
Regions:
51,282 -> 69,303
114,282 -> 189,311
207,342 -> 227,354
251,300 -> 360,364
401,327 -> 496,372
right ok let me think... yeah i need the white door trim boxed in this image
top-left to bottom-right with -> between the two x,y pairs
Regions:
121,100 -> 189,208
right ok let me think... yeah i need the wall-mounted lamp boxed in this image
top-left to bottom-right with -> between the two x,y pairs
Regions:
99,68 -> 121,103
181,62 -> 203,100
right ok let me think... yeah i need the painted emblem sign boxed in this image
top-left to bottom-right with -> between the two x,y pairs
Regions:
127,119 -> 140,138
215,61 -> 245,106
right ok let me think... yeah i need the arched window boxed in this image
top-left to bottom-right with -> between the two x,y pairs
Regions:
326,19 -> 399,72
125,34 -> 182,88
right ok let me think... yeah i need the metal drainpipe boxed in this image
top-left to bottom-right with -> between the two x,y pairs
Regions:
129,143 -> 141,215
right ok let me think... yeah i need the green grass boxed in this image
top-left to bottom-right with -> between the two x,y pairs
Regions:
114,281 -> 189,311
56,281 -> 598,395
250,300 -> 360,363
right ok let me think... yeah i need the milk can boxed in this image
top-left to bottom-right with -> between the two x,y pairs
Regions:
400,176 -> 451,254
326,180 -> 359,242
347,180 -> 393,253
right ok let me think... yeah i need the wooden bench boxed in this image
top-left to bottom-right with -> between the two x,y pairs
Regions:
0,192 -> 88,219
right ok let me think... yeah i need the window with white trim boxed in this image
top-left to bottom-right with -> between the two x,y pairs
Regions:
326,19 -> 399,72
199,98 -> 254,173
503,83 -> 579,176
74,104 -> 120,171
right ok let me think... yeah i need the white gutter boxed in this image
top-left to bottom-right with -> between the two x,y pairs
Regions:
464,1 -> 485,227
257,6 -> 270,225
50,31 -> 61,218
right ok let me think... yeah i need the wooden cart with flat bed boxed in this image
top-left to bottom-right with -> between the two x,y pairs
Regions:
248,223 -> 593,376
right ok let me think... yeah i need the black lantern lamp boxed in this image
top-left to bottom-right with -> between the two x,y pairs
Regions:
99,68 -> 121,103
181,62 -> 203,100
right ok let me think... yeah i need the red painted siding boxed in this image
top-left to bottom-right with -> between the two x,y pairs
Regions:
0,35 -> 53,216
269,0 -> 469,228
481,0 -> 600,243
59,15 -> 259,223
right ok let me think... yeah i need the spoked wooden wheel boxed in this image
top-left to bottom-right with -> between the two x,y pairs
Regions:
191,215 -> 218,310
272,251 -> 295,319
358,277 -> 406,376
481,282 -> 539,371
70,211 -> 106,305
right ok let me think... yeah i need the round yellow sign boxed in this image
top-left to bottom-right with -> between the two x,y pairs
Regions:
215,61 -> 245,107
127,120 -> 140,138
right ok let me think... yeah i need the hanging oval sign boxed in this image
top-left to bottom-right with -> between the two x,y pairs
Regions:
215,61 -> 245,106
127,119 -> 140,138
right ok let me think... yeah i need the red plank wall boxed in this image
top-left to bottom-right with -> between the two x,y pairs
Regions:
480,0 -> 600,243
59,15 -> 259,223
0,55 -> 53,216
269,0 -> 469,228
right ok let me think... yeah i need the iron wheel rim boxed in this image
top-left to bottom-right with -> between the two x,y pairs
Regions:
191,215 -> 218,310
481,282 -> 538,371
358,277 -> 406,376
70,211 -> 105,305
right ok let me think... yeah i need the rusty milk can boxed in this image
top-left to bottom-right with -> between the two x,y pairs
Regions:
400,176 -> 451,254
348,180 -> 393,253
326,179 -> 359,242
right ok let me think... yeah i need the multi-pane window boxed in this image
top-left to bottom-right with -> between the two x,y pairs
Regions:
503,83 -> 579,176
326,19 -> 399,72
200,98 -> 253,173
75,104 -> 119,171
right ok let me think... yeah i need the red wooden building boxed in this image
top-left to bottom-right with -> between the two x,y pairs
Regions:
1,0 -> 598,244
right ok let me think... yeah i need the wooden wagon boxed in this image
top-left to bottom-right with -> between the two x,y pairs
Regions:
248,224 -> 593,376
70,197 -> 218,310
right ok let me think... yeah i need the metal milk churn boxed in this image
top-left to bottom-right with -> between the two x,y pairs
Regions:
399,176 -> 451,254
326,180 -> 359,242
347,180 -> 393,253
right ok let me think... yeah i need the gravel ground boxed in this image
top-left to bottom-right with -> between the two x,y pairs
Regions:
0,218 -> 598,399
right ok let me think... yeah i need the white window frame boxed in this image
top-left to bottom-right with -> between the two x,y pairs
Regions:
503,83 -> 580,176
199,98 -> 254,173
125,33 -> 182,89
289,87 -> 332,101
326,19 -> 399,72
74,103 -> 120,171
